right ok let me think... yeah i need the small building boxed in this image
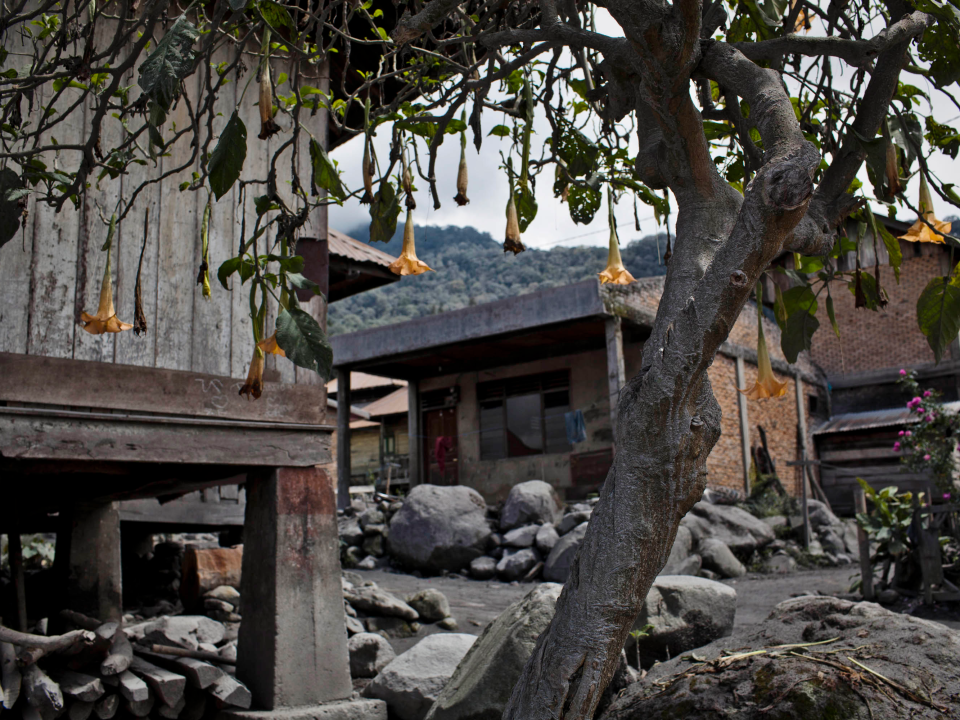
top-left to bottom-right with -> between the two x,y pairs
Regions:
331,277 -> 825,504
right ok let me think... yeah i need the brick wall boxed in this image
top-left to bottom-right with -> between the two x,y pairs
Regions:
706,355 -> 745,492
810,245 -> 948,376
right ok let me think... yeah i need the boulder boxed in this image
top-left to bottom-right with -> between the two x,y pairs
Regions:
345,584 -> 419,621
142,616 -> 225,651
469,556 -> 497,580
660,526 -> 695,575
362,535 -> 385,557
662,554 -> 701,577
557,510 -> 591,535
407,589 -> 451,622
359,508 -> 386,529
761,514 -> 788,529
204,586 -> 240,604
365,617 -> 421,639
343,546 -> 364,567
762,552 -> 797,573
496,548 -> 540,582
339,517 -> 364,546
807,499 -> 843,531
499,481 -> 563,531
698,538 -> 746,579
819,527 -> 846,556
602,596 -> 960,720
363,634 -> 477,720
348,633 -> 397,678
681,502 -> 775,552
502,525 -> 540,548
388,485 -> 492,574
627,575 -> 736,668
424,584 -> 563,720
535,524 -> 560,555
542,522 -> 588,583
357,555 -> 378,570
842,519 -> 861,560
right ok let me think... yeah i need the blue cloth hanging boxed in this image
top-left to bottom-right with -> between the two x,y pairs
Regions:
564,409 -> 587,445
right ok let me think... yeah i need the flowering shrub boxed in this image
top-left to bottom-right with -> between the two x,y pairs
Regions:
894,370 -> 960,494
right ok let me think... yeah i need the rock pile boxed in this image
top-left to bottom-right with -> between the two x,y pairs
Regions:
342,574 -> 458,640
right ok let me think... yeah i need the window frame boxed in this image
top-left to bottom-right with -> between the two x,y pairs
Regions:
477,371 -> 572,460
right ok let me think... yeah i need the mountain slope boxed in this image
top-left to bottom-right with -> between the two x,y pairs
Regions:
328,224 -> 668,336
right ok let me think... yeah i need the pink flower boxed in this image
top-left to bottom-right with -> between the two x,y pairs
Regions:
899,430 -> 905,437
924,390 -> 932,398
893,442 -> 902,451
916,406 -> 926,414
900,369 -> 907,376
924,454 -> 932,461
945,493 -> 952,500
906,431 -> 913,437
926,414 -> 935,422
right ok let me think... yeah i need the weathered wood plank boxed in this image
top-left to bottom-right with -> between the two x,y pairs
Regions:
0,407 -> 332,466
119,498 -> 246,526
0,352 -> 325,423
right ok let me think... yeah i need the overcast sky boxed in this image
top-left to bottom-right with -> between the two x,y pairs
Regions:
328,10 -> 959,249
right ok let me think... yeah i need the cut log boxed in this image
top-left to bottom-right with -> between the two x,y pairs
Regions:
59,610 -> 101,632
138,651 -> 224,689
1,625 -> 96,665
124,693 -> 155,718
179,546 -> 242,609
100,629 -> 132,676
129,656 -> 186,707
23,663 -> 65,716
117,670 -> 149,702
93,693 -> 120,719
68,700 -> 95,720
1,641 -> 21,708
208,673 -> 252,709
142,643 -> 234,665
156,694 -> 187,718
50,670 -> 105,702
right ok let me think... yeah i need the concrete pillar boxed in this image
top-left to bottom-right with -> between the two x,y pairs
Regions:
408,380 -> 420,486
67,502 -> 122,622
337,368 -> 351,511
605,317 -> 626,439
735,357 -> 752,496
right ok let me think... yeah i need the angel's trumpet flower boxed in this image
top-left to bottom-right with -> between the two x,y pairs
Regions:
80,214 -> 133,335
258,60 -> 280,140
360,137 -> 374,205
454,141 -> 469,206
239,346 -> 265,400
257,332 -> 286,357
739,290 -> 788,400
899,174 -> 951,244
388,210 -> 433,276
503,193 -> 525,255
598,191 -> 635,285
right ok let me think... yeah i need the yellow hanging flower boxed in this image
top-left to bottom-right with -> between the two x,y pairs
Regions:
239,347 -> 265,400
598,190 -> 635,285
504,193 -> 525,255
454,140 -> 469,206
80,214 -> 133,335
739,320 -> 788,400
899,175 -> 951,244
257,332 -> 286,357
388,210 -> 433,276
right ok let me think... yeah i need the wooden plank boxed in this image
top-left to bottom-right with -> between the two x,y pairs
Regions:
820,446 -> 902,463
154,66 -> 200,371
129,656 -> 185,708
854,488 -> 873,600
119,498 -> 245,526
0,408 -> 331,466
0,353 -> 325,423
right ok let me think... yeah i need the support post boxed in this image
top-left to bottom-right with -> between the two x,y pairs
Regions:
9,531 -> 27,631
337,368 -> 351,511
734,357 -> 752,496
67,502 -> 122,622
854,487 -> 874,601
408,380 -> 420,487
604,317 -> 626,439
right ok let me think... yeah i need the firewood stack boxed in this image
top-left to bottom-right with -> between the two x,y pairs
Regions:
1,609 -> 251,718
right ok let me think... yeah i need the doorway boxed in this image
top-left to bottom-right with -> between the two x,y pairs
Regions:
423,406 -> 459,485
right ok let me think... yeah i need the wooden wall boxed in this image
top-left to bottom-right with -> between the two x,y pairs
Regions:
0,29 -> 329,393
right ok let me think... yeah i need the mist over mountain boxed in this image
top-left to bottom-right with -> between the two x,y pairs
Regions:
328,224 -> 668,336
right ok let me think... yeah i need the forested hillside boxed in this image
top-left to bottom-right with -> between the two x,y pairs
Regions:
328,225 -> 668,335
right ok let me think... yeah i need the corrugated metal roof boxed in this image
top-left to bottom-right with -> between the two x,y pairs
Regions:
813,401 -> 960,435
329,228 -> 397,267
362,386 -> 408,418
350,419 -> 381,429
326,371 -> 407,394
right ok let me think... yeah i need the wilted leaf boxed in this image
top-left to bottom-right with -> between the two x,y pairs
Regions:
208,111 -> 247,201
138,18 -> 199,111
276,307 -> 334,379
369,181 -> 400,243
309,138 -> 346,201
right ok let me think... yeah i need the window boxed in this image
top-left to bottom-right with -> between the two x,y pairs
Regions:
383,433 -> 396,454
478,371 -> 572,460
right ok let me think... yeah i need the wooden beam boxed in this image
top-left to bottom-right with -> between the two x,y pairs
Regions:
854,487 -> 873,600
408,381 -> 421,488
734,357 -> 752,496
337,369 -> 351,511
119,498 -> 245,527
0,353 -> 325,425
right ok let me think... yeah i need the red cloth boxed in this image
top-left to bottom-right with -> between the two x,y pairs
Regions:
434,436 -> 454,473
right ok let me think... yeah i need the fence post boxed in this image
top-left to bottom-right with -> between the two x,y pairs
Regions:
854,487 -> 874,601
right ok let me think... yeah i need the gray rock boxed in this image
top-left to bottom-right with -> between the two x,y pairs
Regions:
364,523 -> 388,537
542,521 -> 588,583
349,633 -> 397,679
819,528 -> 846,556
437,618 -> 458,631
496,548 -> 540,582
807,537 -> 825,556
142,616 -> 225,651
807,499 -> 843,531
557,510 -> 591,535
343,546 -> 365,567
603,596 -> 960,720
761,514 -> 788,529
365,617 -> 422,638
363,534 -> 385,557
407,589 -> 451,622
204,586 -> 240,603
877,588 -> 899,603
661,554 -> 702,577
345,615 -> 366,635
681,502 -> 775,552
424,584 -> 563,720
359,508 -> 386,529
763,553 -> 797,573
660,526 -> 694,575
627,575 -> 737,668
499,481 -> 563,531
388,485 -> 492,574
339,517 -> 365,547
357,555 -> 378,571
346,585 -> 419,621
502,525 -> 540,548
535,524 -> 560,555
699,538 -> 746,579
469,556 -> 497,580
364,634 -> 477,720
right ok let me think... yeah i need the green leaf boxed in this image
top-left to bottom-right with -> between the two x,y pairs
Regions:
773,284 -> 788,331
555,125 -> 600,178
847,271 -> 883,311
567,184 -> 601,225
309,138 -> 346,201
488,124 -> 511,138
286,272 -> 323,296
876,223 -> 903,284
217,256 -> 242,290
138,18 -> 199,111
259,0 -> 294,30
208,111 -> 247,201
781,285 -> 818,317
917,272 -> 960,363
369,181 -> 400,243
276,307 -> 334,379
254,195 -> 278,215
782,308 -> 820,363
826,294 -> 840,339
0,167 -> 24,249
514,186 -> 538,233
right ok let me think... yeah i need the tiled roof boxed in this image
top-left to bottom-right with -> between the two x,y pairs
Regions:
326,371 -> 407,394
362,387 -> 408,417
813,401 -> 960,435
329,228 -> 396,267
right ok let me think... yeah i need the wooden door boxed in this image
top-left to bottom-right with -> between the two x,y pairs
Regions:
423,407 -> 459,485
